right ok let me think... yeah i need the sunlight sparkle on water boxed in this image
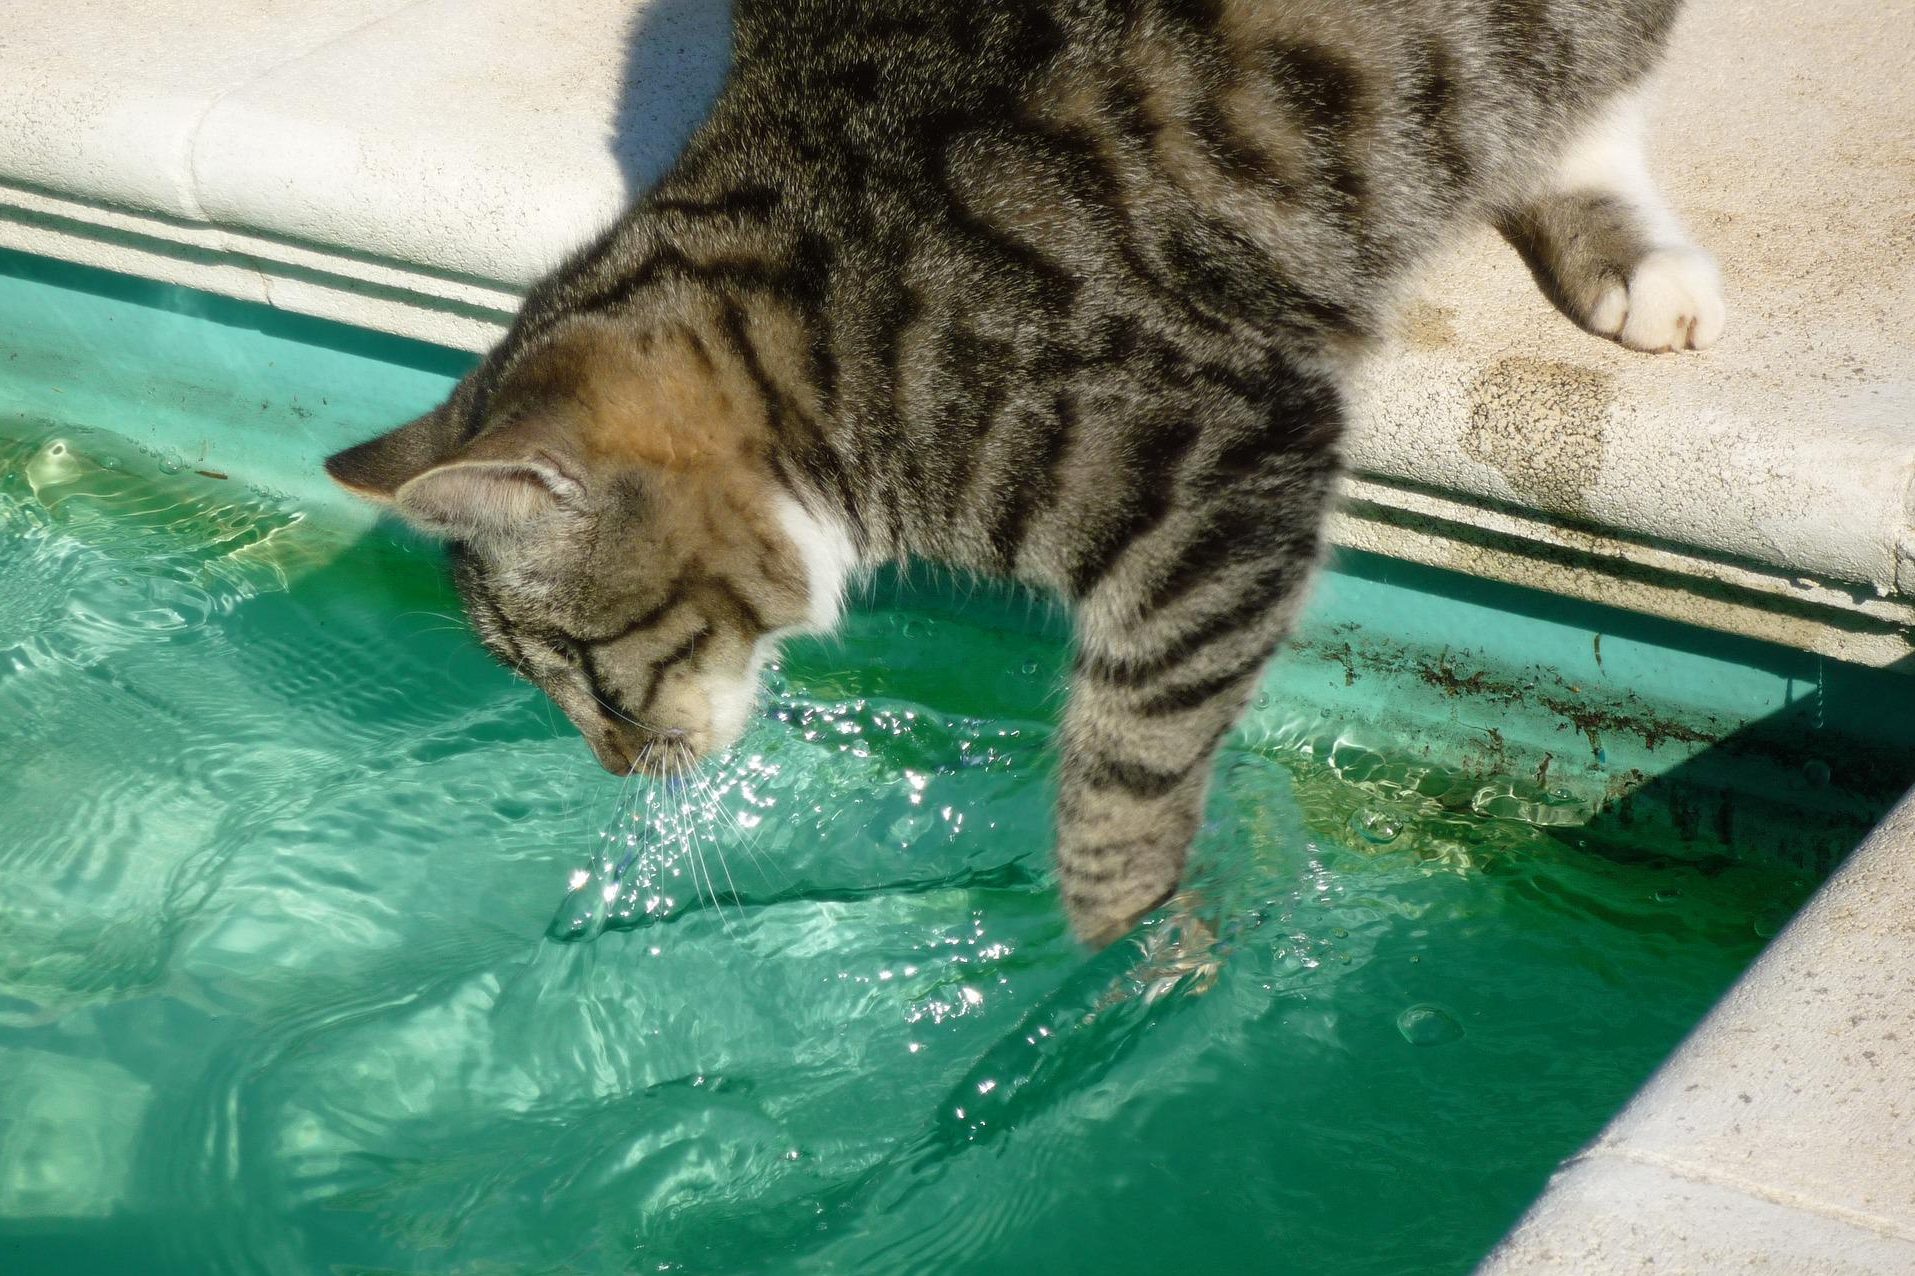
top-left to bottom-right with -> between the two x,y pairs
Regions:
0,416 -> 1822,1276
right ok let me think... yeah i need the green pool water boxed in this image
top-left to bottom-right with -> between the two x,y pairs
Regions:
0,412 -> 1827,1276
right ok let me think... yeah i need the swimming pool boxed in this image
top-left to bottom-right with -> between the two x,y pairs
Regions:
2,250 -> 1909,1275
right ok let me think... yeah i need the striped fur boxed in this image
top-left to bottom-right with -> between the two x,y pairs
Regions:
328,0 -> 1714,947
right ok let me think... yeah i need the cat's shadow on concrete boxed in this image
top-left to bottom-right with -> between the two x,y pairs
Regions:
610,0 -> 734,199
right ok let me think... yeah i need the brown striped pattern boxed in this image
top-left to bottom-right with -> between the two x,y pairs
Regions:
328,0 -> 1691,946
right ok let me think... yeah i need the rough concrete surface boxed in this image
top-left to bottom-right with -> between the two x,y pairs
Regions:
1350,0 -> 1915,598
1,0 -> 1906,626
1477,1156 -> 1915,1276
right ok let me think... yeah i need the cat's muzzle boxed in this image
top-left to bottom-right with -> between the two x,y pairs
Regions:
589,724 -> 697,778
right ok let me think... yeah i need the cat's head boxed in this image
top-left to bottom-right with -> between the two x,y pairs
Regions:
325,312 -> 852,776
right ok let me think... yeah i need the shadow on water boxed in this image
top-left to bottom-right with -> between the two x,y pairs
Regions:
610,0 -> 734,199
1556,678 -> 1915,891
1329,549 -> 1915,923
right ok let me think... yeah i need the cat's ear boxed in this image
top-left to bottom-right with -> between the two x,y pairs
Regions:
331,398 -> 591,541
391,406 -> 591,540
392,455 -> 586,541
324,405 -> 462,501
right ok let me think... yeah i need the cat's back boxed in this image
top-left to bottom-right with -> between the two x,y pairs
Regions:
722,0 -> 1683,140
697,0 -> 1686,296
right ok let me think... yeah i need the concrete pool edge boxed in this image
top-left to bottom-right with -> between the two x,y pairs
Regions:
3,0 -> 1912,667
1475,791 -> 1915,1275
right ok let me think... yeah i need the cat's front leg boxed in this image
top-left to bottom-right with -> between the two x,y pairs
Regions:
1054,547 -> 1317,948
1499,90 -> 1725,353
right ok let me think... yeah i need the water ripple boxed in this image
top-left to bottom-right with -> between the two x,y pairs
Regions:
0,417 -> 1817,1276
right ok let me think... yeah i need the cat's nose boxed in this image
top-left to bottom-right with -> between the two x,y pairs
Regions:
589,725 -> 695,776
641,727 -> 695,772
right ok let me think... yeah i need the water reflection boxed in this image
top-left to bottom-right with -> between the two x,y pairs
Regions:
0,418 -> 1819,1276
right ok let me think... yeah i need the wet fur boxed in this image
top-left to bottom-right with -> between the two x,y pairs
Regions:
329,0 -> 1717,947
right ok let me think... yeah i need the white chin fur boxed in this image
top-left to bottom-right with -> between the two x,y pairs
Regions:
707,658 -> 765,751
694,499 -> 856,757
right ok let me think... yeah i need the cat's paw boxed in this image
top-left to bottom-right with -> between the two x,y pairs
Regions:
1130,907 -> 1221,1004
1587,245 -> 1725,353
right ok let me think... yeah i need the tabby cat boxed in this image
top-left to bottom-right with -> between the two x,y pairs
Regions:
327,0 -> 1722,947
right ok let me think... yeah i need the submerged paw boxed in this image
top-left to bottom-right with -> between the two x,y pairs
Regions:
1587,245 -> 1726,353
1131,907 -> 1222,1003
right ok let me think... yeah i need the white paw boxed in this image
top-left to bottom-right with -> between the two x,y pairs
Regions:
1588,245 -> 1725,353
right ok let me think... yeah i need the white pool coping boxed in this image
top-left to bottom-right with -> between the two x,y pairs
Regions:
5,0 -> 1912,665
2,2 -> 1912,1269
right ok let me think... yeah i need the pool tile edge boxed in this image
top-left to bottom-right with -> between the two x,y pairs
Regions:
1476,790 -> 1915,1274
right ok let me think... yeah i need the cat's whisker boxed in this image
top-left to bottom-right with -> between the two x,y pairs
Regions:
674,798 -> 716,914
691,771 -> 775,889
689,758 -> 785,891
670,758 -> 717,883
585,689 -> 649,732
596,739 -> 652,870
533,693 -> 566,740
397,609 -> 472,629
685,806 -> 734,932
667,751 -> 740,937
684,764 -> 745,906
